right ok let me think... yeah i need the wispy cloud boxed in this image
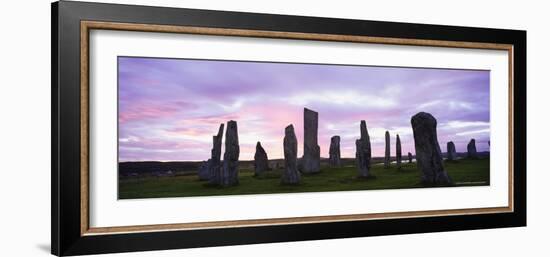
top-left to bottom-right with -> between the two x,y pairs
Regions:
118,57 -> 490,161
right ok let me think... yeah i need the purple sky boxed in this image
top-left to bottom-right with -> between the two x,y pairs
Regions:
118,57 -> 490,162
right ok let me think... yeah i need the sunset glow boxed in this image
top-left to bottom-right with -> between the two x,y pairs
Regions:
118,57 -> 490,162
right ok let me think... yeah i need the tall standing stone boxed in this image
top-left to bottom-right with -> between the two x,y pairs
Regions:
384,131 -> 391,169
396,134 -> 402,169
220,120 -> 239,186
467,139 -> 478,158
282,125 -> 301,185
207,124 -> 224,183
408,152 -> 413,163
411,112 -> 452,185
355,140 -> 367,176
447,141 -> 457,161
356,120 -> 372,178
361,121 -> 372,160
254,141 -> 269,176
329,136 -> 341,167
302,108 -> 320,173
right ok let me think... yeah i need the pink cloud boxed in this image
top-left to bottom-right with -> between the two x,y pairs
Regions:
118,57 -> 490,162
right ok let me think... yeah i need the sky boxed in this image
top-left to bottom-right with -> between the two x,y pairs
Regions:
118,57 -> 490,162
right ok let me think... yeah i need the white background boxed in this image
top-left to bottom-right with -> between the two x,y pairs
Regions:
90,30 -> 509,227
0,0 -> 547,256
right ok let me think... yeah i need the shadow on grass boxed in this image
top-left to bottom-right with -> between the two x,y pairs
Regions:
300,171 -> 324,177
202,182 -> 240,189
339,175 -> 377,184
253,171 -> 282,180
280,182 -> 304,187
445,160 -> 460,164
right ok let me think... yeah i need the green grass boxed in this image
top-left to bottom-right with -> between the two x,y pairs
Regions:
119,158 -> 489,199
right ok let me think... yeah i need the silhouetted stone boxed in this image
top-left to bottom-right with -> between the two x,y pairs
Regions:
329,136 -> 341,167
356,120 -> 372,177
396,134 -> 402,169
411,112 -> 452,185
361,121 -> 372,160
384,131 -> 391,169
220,120 -> 239,186
447,141 -> 457,161
254,141 -> 269,176
207,124 -> 224,184
356,140 -> 368,177
467,139 -> 478,159
302,108 -> 320,173
408,152 -> 413,163
198,159 -> 211,181
282,125 -> 301,184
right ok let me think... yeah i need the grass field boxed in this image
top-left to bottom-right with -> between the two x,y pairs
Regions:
119,157 -> 489,199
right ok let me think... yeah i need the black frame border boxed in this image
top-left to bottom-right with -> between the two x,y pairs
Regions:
52,1 -> 526,256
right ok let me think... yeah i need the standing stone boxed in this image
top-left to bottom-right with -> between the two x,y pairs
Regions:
467,139 -> 478,158
220,120 -> 239,186
198,159 -> 211,181
329,136 -> 341,167
356,120 -> 372,178
302,108 -> 321,173
447,141 -> 457,161
207,124 -> 224,184
411,112 -> 452,185
355,140 -> 367,176
254,141 -> 269,176
396,134 -> 402,169
408,152 -> 413,163
282,125 -> 301,185
384,131 -> 391,169
361,121 -> 372,162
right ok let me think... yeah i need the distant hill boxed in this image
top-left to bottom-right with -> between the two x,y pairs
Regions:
119,151 -> 489,177
119,161 -> 203,176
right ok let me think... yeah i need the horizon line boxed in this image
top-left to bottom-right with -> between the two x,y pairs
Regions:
119,151 -> 491,163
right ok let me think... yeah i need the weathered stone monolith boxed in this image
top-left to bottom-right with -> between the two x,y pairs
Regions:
408,152 -> 413,163
302,108 -> 320,173
207,124 -> 224,183
329,136 -> 341,167
361,121 -> 372,161
384,131 -> 391,169
282,125 -> 301,185
396,134 -> 402,169
467,139 -> 478,159
356,120 -> 372,177
356,140 -> 367,176
198,159 -> 211,181
254,141 -> 269,176
411,112 -> 452,185
447,141 -> 457,161
220,120 -> 239,186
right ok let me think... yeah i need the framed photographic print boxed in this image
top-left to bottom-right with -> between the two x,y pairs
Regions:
51,1 -> 526,256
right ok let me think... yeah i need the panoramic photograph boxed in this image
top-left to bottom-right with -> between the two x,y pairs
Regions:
117,56 -> 490,199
